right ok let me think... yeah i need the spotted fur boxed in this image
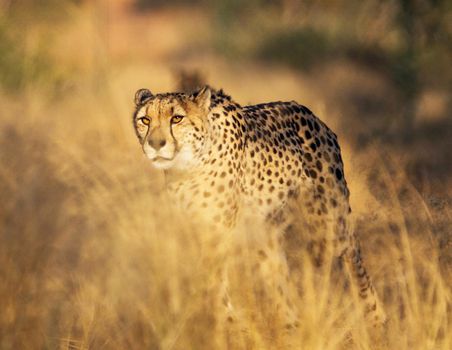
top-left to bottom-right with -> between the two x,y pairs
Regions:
132,86 -> 386,330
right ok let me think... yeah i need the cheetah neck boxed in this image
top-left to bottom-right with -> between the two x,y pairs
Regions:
163,101 -> 247,225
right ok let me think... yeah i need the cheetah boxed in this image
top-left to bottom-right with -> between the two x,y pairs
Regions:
132,85 -> 386,334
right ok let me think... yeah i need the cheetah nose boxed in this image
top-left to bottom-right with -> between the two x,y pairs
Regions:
148,138 -> 167,150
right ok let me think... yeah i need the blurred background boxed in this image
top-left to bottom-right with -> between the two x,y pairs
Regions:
0,0 -> 451,349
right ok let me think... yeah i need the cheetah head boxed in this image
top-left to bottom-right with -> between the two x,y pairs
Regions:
133,86 -> 211,170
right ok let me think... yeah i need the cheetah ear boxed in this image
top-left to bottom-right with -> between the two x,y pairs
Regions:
192,86 -> 211,111
134,88 -> 153,106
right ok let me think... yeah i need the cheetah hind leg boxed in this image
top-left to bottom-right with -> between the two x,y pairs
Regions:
343,244 -> 388,346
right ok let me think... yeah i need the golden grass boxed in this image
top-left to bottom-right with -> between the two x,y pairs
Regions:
0,3 -> 450,349
1,100 -> 450,349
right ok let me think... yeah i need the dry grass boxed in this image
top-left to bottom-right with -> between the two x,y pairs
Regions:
0,2 -> 450,349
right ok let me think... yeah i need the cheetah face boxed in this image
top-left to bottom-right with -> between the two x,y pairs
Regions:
133,87 -> 211,170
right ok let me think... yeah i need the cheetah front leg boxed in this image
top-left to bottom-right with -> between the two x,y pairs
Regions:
208,234 -> 255,349
250,229 -> 301,334
216,226 -> 301,348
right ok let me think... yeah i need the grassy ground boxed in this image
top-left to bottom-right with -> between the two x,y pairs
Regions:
0,1 -> 450,349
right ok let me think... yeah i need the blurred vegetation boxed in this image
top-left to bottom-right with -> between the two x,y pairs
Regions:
388,0 -> 451,126
256,28 -> 333,69
215,0 -> 451,129
134,0 -> 205,10
2,0 -> 450,123
133,0 -> 451,131
0,0 -> 78,93
0,19 -> 46,91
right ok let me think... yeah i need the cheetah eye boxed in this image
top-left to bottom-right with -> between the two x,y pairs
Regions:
171,115 -> 184,124
139,116 -> 151,125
